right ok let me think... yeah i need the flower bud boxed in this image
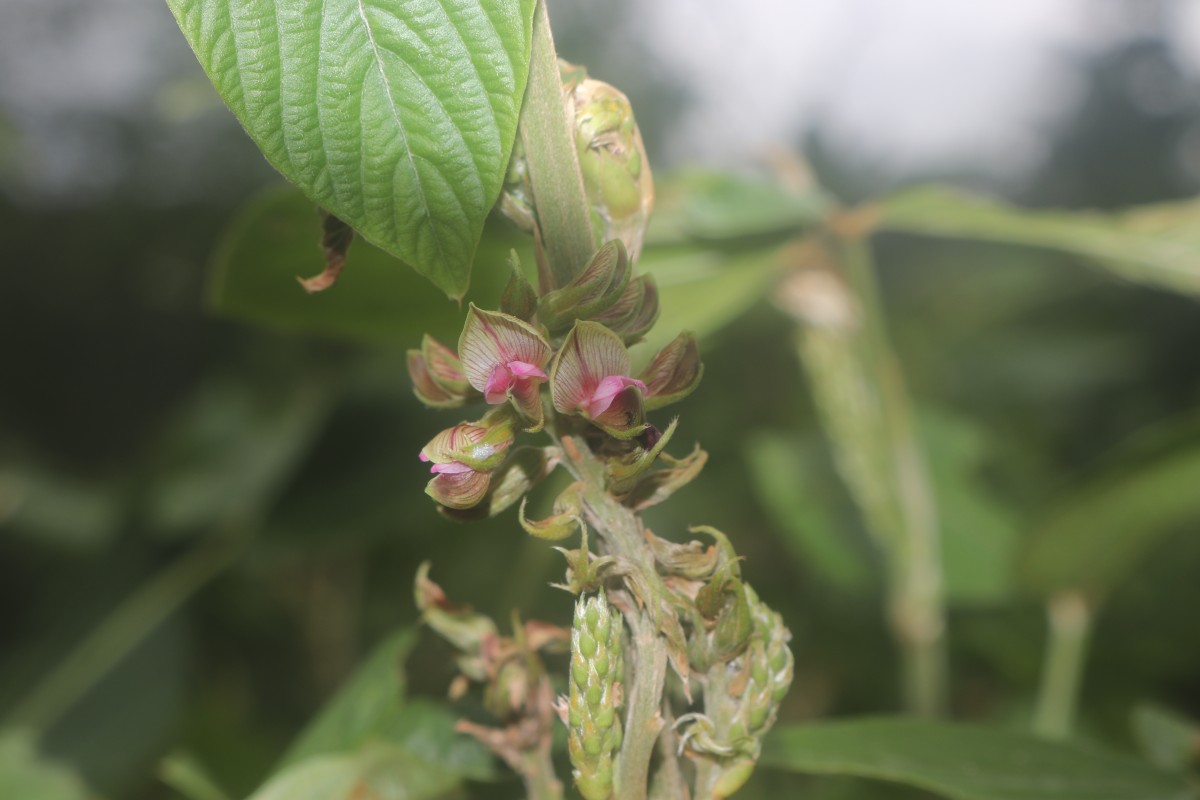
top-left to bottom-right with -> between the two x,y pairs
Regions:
566,592 -> 624,800
567,64 -> 654,263
538,240 -> 632,334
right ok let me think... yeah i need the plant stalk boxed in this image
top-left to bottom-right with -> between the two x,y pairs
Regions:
842,236 -> 947,718
518,0 -> 595,287
780,233 -> 947,717
1033,591 -> 1092,739
558,437 -> 669,800
521,747 -> 565,800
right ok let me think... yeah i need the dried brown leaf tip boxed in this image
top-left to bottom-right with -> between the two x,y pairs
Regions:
297,208 -> 353,293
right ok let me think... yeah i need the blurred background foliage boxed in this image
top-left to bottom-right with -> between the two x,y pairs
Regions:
3,1 -> 1200,798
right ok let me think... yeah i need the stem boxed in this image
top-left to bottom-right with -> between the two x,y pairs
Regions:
558,437 -> 669,800
6,530 -> 243,732
780,233 -> 947,717
519,0 -> 595,286
1033,591 -> 1092,739
650,698 -> 689,800
521,747 -> 564,800
843,236 -> 947,718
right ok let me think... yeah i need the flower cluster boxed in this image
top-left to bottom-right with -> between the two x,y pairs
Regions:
408,240 -> 702,514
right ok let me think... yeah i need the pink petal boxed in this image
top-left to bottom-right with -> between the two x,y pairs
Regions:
507,360 -> 548,379
585,375 -> 647,418
484,365 -> 513,404
431,461 -> 474,475
419,452 -> 431,463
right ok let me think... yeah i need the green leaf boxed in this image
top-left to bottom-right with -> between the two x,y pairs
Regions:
919,410 -> 1019,605
649,169 -> 833,244
743,434 -> 871,590
280,629 -> 417,767
876,185 -> 1200,298
208,187 -> 521,345
638,244 -> 786,355
249,742 -> 461,800
762,718 -> 1196,800
1019,418 -> 1200,598
142,376 -> 332,537
0,730 -> 91,800
1132,704 -> 1200,772
168,0 -> 536,298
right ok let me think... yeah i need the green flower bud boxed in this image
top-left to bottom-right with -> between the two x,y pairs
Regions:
498,62 -> 654,263
568,67 -> 654,263
567,592 -> 625,800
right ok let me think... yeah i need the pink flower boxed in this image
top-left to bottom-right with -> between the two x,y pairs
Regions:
419,413 -> 515,510
550,321 -> 649,439
458,305 -> 552,429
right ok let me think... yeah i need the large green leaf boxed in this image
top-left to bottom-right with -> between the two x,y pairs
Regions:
762,718 -> 1196,800
168,0 -> 536,298
280,628 -> 417,767
209,187 -> 520,345
876,186 -> 1200,298
1019,418 -> 1200,599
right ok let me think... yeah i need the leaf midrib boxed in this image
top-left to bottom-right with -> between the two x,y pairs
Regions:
354,0 -> 446,271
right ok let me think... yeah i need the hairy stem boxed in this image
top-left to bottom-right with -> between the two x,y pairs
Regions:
558,437 -> 669,800
843,236 -> 946,718
780,233 -> 947,717
518,0 -> 595,286
1033,591 -> 1092,740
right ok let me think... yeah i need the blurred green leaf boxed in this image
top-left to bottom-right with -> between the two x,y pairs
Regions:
168,0 -> 536,299
374,698 -> 496,783
208,188 -> 521,346
249,742 -> 462,800
762,718 -> 1195,800
0,730 -> 91,800
159,751 -> 231,800
280,629 -> 417,768
919,410 -> 1019,605
0,466 -> 123,551
877,186 -> 1200,297
1132,705 -> 1200,772
650,169 -> 833,244
744,434 -> 871,590
143,377 -> 332,537
638,244 -> 785,356
1019,419 -> 1200,598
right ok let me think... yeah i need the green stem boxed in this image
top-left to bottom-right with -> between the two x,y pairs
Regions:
519,0 -> 595,287
842,236 -> 947,718
1033,591 -> 1092,739
556,437 -> 668,800
521,747 -> 565,800
781,233 -> 946,717
6,530 -> 244,732
650,698 -> 688,800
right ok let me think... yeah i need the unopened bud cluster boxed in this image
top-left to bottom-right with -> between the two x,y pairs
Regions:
501,60 -> 654,263
565,592 -> 625,800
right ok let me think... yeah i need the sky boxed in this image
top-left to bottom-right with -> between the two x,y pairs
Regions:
1,0 -> 1197,202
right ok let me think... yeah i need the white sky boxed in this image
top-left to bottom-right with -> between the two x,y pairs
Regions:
1,0 -> 1198,199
